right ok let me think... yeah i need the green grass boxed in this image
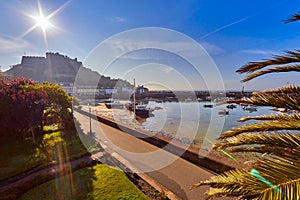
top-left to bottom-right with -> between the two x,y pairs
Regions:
0,125 -> 102,180
0,137 -> 41,180
19,164 -> 149,200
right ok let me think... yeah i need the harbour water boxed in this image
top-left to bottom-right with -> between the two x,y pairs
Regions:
96,101 -> 277,149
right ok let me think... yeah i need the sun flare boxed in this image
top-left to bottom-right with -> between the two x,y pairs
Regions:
20,0 -> 72,50
34,15 -> 52,30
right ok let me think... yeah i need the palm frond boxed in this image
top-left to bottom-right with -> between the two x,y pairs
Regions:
197,12 -> 300,199
284,12 -> 300,23
259,180 -> 300,200
205,188 -> 236,200
227,93 -> 300,111
229,146 -> 300,162
236,50 -> 300,74
206,188 -> 257,200
255,158 -> 300,188
238,113 -> 300,122
194,158 -> 300,200
216,133 -> 300,150
253,84 -> 300,95
227,85 -> 300,110
193,169 -> 260,198
241,65 -> 300,82
215,133 -> 300,162
218,119 -> 300,139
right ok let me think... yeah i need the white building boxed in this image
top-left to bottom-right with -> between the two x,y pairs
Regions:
121,87 -> 133,94
104,88 -> 118,95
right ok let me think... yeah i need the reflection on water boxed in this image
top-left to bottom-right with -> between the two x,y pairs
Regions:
143,101 -> 276,142
96,101 -> 277,148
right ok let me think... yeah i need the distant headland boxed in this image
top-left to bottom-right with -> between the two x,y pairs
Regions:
1,52 -> 252,100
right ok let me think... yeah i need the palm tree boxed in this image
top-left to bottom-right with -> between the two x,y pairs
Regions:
193,13 -> 300,200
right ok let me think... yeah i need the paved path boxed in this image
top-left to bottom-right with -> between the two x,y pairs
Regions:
75,110 -> 224,200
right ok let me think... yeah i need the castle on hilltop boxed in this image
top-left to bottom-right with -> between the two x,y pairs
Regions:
21,52 -> 82,72
8,52 -> 83,84
5,52 -> 134,97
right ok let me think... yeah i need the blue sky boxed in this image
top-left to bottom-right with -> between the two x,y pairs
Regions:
0,0 -> 299,90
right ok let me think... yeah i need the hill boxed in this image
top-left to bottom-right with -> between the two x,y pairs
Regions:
4,52 -> 132,89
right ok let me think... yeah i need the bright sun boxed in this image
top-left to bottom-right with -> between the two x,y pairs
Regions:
21,0 -> 71,49
34,15 -> 52,30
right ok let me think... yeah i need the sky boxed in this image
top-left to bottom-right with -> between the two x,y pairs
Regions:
0,0 -> 300,91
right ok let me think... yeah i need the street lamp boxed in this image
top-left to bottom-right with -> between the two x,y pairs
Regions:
88,103 -> 92,134
133,78 -> 136,129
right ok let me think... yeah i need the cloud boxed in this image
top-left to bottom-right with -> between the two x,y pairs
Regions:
84,28 -> 225,76
110,17 -> 127,23
103,38 -> 224,60
160,66 -> 173,73
0,36 -> 29,53
241,49 -> 275,55
200,42 -> 224,55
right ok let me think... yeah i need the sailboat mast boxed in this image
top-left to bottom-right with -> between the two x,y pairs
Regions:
241,85 -> 245,98
133,78 -> 136,125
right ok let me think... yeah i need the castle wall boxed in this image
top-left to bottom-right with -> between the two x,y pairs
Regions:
46,52 -> 82,74
11,52 -> 129,88
21,56 -> 47,68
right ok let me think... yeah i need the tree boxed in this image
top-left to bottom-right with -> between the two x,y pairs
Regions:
23,82 -> 74,129
0,78 -> 74,142
0,78 -> 47,138
194,14 -> 300,199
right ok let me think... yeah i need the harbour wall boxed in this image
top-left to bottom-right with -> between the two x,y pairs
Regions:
75,108 -> 234,174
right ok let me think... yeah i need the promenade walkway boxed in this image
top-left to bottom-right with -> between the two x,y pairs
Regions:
74,110 -> 227,200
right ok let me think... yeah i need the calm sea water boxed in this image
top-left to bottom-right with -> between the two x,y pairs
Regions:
96,100 -> 278,148
138,101 -> 277,146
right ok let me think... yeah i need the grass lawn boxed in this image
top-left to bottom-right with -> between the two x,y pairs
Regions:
0,136 -> 39,180
19,164 -> 149,200
0,125 -> 102,180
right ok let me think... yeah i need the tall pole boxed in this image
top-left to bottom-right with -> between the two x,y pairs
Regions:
241,85 -> 245,98
133,78 -> 136,128
88,103 -> 92,134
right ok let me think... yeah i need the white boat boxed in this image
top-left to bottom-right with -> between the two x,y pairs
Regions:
277,108 -> 287,112
105,101 -> 124,109
243,106 -> 257,112
219,109 -> 229,115
185,98 -> 193,102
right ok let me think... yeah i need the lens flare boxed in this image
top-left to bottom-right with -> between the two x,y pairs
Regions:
34,15 -> 52,30
250,169 -> 283,195
20,0 -> 72,50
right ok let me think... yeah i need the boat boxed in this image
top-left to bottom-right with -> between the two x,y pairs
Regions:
184,97 -> 193,102
129,78 -> 152,119
154,106 -> 163,110
226,104 -> 237,109
197,98 -> 203,102
243,106 -> 257,112
203,104 -> 214,108
218,109 -> 229,115
134,106 -> 150,118
104,98 -> 114,103
125,103 -> 150,118
272,107 -> 294,114
277,108 -> 288,113
125,102 -> 137,110
128,104 -> 150,118
105,101 -> 124,109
